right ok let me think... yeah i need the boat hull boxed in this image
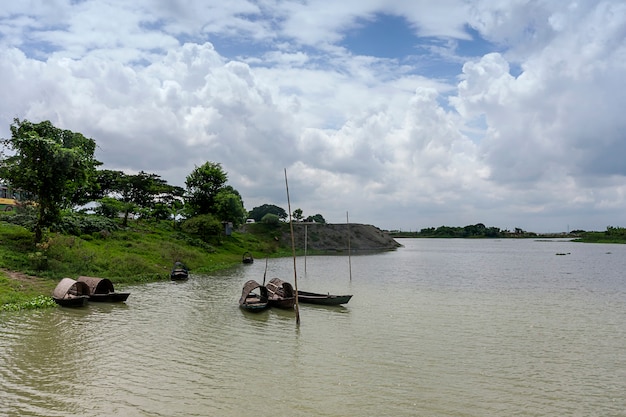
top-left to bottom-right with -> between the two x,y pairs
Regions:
297,291 -> 352,305
53,295 -> 89,307
268,298 -> 295,309
170,270 -> 189,280
239,298 -> 269,312
89,292 -> 130,302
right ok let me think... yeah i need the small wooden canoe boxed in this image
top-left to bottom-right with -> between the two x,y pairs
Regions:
266,278 -> 296,309
77,276 -> 130,302
297,290 -> 352,306
242,252 -> 254,264
170,262 -> 189,281
52,278 -> 90,307
239,280 -> 269,311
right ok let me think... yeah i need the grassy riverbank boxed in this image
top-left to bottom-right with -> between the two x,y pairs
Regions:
0,219 -> 291,310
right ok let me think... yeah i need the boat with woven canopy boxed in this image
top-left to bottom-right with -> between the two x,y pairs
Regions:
77,276 -> 130,302
266,277 -> 296,309
239,280 -> 269,312
52,278 -> 90,307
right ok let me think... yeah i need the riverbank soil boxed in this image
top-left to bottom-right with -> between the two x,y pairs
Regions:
283,223 -> 401,252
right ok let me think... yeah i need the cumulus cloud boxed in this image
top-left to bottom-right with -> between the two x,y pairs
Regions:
1,0 -> 625,232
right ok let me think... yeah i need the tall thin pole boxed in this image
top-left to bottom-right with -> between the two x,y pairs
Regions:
262,257 -> 268,285
347,211 -> 352,281
284,169 -> 300,325
304,224 -> 308,274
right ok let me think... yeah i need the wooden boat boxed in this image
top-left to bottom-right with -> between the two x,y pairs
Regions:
170,262 -> 189,281
77,276 -> 130,302
52,278 -> 90,307
266,277 -> 296,309
242,251 -> 254,264
297,290 -> 352,306
239,280 -> 269,311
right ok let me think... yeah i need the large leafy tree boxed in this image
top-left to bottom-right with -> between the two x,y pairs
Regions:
0,119 -> 100,242
248,204 -> 287,222
93,169 -> 184,225
184,162 -> 247,230
185,162 -> 228,216
152,183 -> 185,220
214,187 -> 246,228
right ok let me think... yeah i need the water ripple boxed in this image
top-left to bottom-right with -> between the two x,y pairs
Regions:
2,240 -> 625,416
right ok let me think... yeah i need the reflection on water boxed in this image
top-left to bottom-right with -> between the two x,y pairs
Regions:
1,239 -> 625,416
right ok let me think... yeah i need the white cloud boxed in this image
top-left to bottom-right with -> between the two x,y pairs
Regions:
1,0 -> 625,232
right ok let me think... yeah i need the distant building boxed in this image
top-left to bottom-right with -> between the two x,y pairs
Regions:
223,221 -> 233,236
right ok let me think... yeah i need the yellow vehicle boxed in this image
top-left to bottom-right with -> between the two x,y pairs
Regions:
0,184 -> 34,211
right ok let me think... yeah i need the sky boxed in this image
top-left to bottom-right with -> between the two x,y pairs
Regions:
1,0 -> 625,233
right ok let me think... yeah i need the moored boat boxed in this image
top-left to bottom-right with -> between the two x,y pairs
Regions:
52,278 -> 90,307
266,277 -> 296,309
297,290 -> 352,306
242,251 -> 254,264
239,280 -> 269,311
77,276 -> 130,302
170,262 -> 189,281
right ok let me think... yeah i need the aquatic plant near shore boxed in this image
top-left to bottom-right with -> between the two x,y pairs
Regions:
1,295 -> 56,311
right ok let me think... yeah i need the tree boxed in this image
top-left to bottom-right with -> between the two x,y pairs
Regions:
185,162 -> 228,216
92,170 -> 183,225
0,119 -> 100,242
95,196 -> 126,219
292,208 -> 303,222
214,188 -> 246,228
248,204 -> 287,222
305,213 -> 326,223
152,183 -> 185,220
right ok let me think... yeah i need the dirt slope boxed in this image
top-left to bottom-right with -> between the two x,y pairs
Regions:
282,223 -> 401,252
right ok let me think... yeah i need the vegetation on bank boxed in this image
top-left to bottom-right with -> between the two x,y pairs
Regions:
0,216 -> 297,311
389,223 -> 626,243
571,226 -> 626,243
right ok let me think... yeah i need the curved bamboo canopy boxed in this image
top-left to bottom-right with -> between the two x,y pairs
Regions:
239,280 -> 268,305
77,276 -> 115,295
52,278 -> 90,299
267,278 -> 294,298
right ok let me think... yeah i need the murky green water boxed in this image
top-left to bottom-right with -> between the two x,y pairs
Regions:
1,239 -> 624,416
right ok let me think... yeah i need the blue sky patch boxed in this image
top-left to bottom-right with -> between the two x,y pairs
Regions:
341,14 -> 419,59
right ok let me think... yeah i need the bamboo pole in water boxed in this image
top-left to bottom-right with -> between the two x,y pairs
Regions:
347,211 -> 352,281
284,168 -> 300,325
262,257 -> 268,286
304,224 -> 308,274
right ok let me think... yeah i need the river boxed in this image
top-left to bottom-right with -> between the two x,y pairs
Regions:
1,238 -> 624,416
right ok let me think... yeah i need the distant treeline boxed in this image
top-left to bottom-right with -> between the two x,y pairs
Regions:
389,224 -> 536,238
390,224 -> 626,243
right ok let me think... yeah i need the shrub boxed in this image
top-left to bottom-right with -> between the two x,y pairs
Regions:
261,213 -> 280,226
181,214 -> 223,243
52,212 -> 119,236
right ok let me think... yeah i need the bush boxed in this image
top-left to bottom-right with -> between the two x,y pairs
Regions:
261,213 -> 280,226
52,213 -> 119,236
180,214 -> 223,243
0,207 -> 38,230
